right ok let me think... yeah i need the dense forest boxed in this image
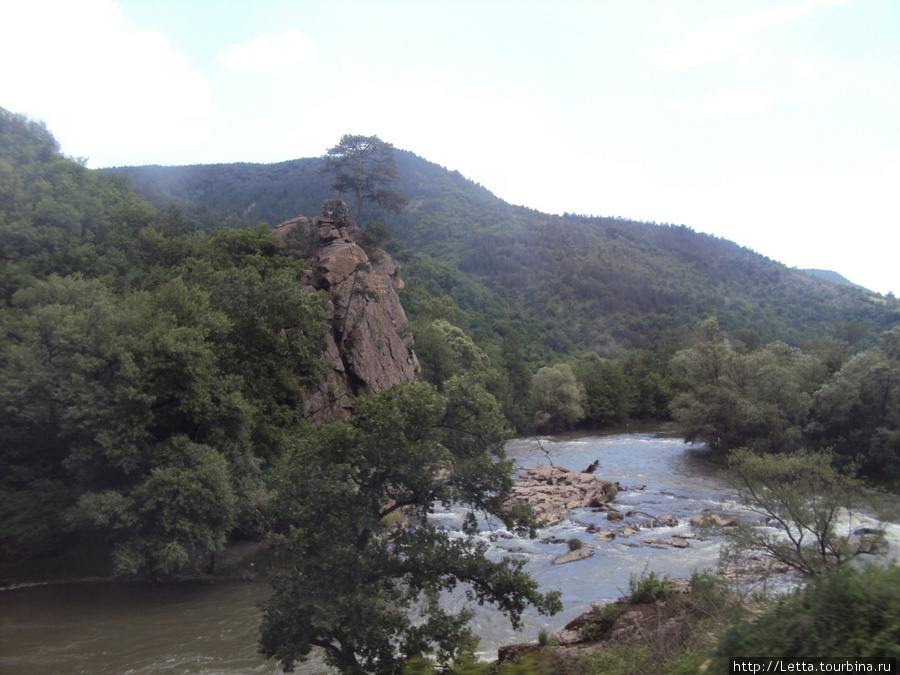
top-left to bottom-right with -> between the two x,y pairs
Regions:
0,108 -> 336,572
0,111 -> 564,672
3,110 -> 900,673
113,150 -> 899,360
110,136 -> 900,446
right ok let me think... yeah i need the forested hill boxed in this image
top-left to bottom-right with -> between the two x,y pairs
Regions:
111,150 -> 898,359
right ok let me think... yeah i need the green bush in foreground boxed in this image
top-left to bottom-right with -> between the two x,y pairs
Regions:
628,569 -> 671,604
713,563 -> 900,665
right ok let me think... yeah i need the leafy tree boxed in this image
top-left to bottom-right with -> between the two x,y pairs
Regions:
0,275 -> 246,574
259,379 -> 561,674
715,449 -> 884,577
530,363 -> 586,433
0,112 -> 332,571
670,320 -> 818,454
714,563 -> 900,662
496,333 -> 533,433
575,355 -> 630,427
76,436 -> 236,580
806,332 -> 900,479
414,319 -> 490,389
321,134 -> 407,226
622,349 -> 673,421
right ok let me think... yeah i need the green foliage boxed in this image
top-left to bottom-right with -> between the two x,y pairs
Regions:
580,602 -> 628,642
567,537 -> 584,551
670,319 -> 822,454
718,449 -> 884,577
713,564 -> 900,663
112,145 -> 900,368
259,379 -> 561,674
531,363 -> 586,433
580,643 -> 658,675
671,318 -> 900,482
322,134 -> 407,225
82,436 -> 236,580
575,355 -> 631,427
414,319 -> 490,388
806,339 -> 900,478
574,349 -> 675,428
628,569 -> 672,604
573,570 -> 735,675
0,109 -> 329,574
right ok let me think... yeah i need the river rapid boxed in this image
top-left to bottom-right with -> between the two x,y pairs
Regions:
2,430 -> 897,674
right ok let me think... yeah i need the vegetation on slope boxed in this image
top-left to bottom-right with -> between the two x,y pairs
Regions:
1,108 -> 328,572
112,149 -> 899,361
1,110 -> 564,672
5,110 -> 900,672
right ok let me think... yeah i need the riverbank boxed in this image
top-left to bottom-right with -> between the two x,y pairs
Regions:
0,539 -> 272,591
8,431 -> 891,674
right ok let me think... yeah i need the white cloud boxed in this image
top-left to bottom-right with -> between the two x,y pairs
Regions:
0,0 -> 213,166
267,66 -> 585,208
661,89 -> 773,122
788,55 -> 825,78
657,0 -> 853,71
219,29 -> 318,77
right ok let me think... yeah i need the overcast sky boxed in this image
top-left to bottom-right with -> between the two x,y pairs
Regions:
2,0 -> 898,295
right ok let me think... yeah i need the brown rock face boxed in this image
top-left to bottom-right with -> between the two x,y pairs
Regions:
271,199 -> 420,421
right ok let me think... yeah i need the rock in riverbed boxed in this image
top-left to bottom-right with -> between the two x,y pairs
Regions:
506,465 -> 618,526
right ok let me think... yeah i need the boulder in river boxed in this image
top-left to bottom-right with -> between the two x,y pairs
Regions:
552,548 -> 594,565
507,465 -> 617,526
690,513 -> 737,528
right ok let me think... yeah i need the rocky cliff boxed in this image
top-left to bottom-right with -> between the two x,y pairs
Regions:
271,198 -> 420,421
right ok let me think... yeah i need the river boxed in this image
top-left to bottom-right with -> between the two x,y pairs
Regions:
2,431 -> 896,673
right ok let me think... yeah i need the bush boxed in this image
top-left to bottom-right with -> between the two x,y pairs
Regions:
717,449 -> 883,577
567,538 -> 584,551
602,482 -> 618,501
580,643 -> 655,674
628,569 -> 671,604
581,602 -> 627,642
713,563 -> 900,663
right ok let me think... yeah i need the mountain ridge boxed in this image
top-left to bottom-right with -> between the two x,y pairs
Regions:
108,150 -> 899,356
801,268 -> 868,291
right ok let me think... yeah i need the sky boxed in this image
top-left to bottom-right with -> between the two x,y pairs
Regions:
2,0 -> 898,296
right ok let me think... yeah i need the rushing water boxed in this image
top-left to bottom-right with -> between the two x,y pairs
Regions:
2,431 -> 896,673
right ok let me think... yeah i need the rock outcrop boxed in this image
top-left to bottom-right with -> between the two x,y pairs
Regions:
271,199 -> 420,421
552,546 -> 594,565
507,465 -> 618,526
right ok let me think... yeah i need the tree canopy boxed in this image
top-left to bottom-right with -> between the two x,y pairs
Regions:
321,134 -> 407,226
259,378 -> 561,674
670,318 -> 900,481
0,107 -> 330,574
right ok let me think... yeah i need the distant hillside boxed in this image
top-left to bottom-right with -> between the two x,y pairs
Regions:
801,268 -> 868,291
109,152 -> 899,358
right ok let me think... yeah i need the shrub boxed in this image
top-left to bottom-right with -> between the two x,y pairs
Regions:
567,538 -> 584,551
580,643 -> 655,674
581,602 -> 627,642
628,569 -> 671,604
602,482 -> 618,501
714,563 -> 900,662
717,449 -> 884,577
